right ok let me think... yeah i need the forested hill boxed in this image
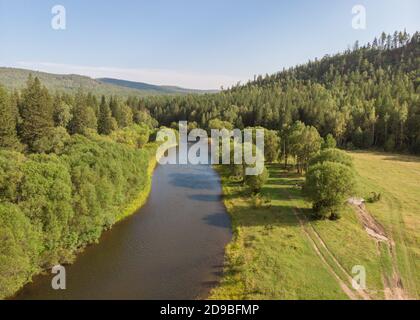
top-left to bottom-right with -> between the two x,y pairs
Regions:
244,30 -> 419,88
139,31 -> 420,154
98,78 -> 217,95
0,67 -> 208,97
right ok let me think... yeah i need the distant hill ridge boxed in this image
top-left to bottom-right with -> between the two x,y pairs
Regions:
98,77 -> 217,95
0,67 -> 216,97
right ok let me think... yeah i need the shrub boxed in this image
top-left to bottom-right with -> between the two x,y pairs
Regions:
245,166 -> 269,194
251,193 -> 272,209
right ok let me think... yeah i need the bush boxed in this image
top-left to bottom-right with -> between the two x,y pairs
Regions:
245,166 -> 269,194
251,193 -> 272,209
366,192 -> 381,203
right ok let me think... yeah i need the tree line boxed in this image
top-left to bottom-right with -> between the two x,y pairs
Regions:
132,31 -> 419,155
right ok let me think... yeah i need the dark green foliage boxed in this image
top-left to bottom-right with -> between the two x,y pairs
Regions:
0,86 -> 21,151
245,166 -> 269,194
53,98 -> 73,128
366,192 -> 382,203
98,96 -> 116,135
322,134 -> 337,150
68,92 -> 98,135
32,127 -> 70,154
109,97 -> 133,128
19,77 -> 54,150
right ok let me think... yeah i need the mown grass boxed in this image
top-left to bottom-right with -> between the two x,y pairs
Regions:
211,151 -> 420,300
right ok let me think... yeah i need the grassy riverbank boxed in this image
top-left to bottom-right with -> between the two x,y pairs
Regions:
117,144 -> 159,222
210,152 -> 420,300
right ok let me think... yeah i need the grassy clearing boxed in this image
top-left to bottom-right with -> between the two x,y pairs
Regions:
211,151 -> 420,300
349,151 -> 420,299
210,165 -> 348,300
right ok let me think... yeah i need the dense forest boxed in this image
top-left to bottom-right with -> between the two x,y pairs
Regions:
0,76 -> 159,298
0,31 -> 418,298
136,31 -> 420,154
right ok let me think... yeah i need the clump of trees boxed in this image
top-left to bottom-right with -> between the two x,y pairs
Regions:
0,134 -> 156,299
288,121 -> 323,173
304,149 -> 356,220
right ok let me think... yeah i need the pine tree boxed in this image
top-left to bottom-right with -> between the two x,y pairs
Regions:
68,92 -> 97,134
0,86 -> 21,150
98,96 -> 114,135
19,76 -> 54,150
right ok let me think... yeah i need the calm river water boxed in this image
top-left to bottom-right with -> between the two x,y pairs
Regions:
15,148 -> 231,300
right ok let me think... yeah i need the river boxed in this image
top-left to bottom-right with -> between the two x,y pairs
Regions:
15,148 -> 232,300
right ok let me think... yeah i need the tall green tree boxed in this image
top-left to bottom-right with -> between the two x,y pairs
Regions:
0,86 -> 21,150
68,92 -> 97,134
19,76 -> 54,150
98,96 -> 116,135
305,162 -> 355,220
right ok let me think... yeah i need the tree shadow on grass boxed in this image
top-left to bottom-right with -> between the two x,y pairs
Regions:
351,150 -> 420,163
223,163 -> 316,228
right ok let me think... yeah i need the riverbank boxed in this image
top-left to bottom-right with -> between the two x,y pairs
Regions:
3,141 -> 161,300
12,143 -> 231,300
210,155 -> 419,300
116,144 -> 159,222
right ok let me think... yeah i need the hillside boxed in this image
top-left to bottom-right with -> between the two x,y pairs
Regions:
138,31 -> 420,155
0,67 -> 208,97
98,78 -> 217,95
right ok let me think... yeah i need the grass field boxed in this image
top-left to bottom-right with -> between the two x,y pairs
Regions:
210,151 -> 420,300
350,151 -> 420,299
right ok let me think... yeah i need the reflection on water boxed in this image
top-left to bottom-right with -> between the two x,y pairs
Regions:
15,147 -> 231,300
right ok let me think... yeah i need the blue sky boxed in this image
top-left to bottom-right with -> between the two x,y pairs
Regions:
0,0 -> 419,89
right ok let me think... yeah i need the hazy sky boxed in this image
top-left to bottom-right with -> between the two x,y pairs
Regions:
0,0 -> 419,89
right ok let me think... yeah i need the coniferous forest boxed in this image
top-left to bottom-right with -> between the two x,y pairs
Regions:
0,31 -> 419,299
